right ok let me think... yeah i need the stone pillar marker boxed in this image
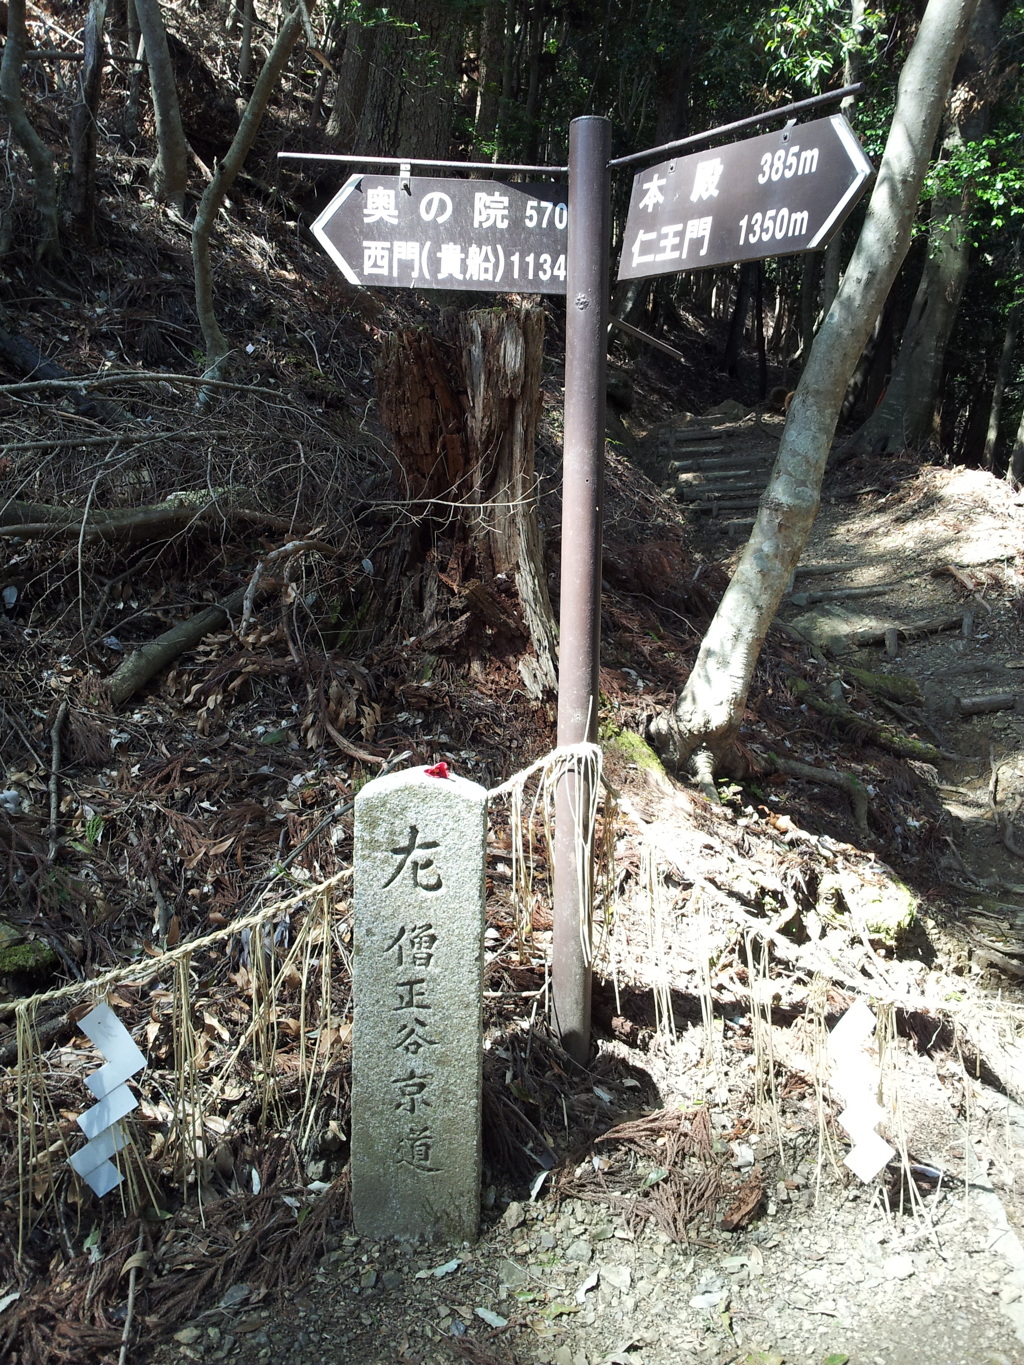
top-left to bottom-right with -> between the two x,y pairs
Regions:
352,764 -> 488,1241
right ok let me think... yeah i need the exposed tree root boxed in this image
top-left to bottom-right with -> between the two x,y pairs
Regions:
786,675 -> 953,763
763,750 -> 870,839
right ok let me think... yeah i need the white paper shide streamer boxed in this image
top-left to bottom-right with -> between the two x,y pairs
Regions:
69,1003 -> 146,1196
827,998 -> 896,1182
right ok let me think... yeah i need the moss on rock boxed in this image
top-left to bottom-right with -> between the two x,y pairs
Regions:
601,724 -> 668,776
818,868 -> 917,945
0,931 -> 59,978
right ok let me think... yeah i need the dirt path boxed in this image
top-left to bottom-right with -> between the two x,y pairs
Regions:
785,461 -> 1024,931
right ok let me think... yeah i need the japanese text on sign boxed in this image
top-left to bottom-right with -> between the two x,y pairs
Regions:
385,913 -> 443,1171
312,175 -> 570,294
618,114 -> 872,280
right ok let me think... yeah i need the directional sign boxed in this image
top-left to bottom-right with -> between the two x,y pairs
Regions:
312,175 -> 569,294
617,113 -> 873,281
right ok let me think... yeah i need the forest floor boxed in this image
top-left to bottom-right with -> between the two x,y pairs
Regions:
2,189 -> 1024,1365
142,436 -> 1024,1365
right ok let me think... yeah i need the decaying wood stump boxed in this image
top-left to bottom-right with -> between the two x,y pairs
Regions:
374,306 -> 557,695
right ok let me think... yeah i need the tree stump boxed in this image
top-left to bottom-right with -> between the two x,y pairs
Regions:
374,306 -> 556,695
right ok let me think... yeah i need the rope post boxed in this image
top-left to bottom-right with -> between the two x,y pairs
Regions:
552,115 -> 611,1066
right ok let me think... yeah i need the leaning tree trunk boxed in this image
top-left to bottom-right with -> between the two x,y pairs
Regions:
844,0 -> 1002,456
374,307 -> 557,696
132,0 -> 189,211
845,184 -> 971,453
193,2 -> 309,376
0,0 -> 60,257
649,0 -> 980,781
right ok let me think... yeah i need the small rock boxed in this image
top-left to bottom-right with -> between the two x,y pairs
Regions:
881,1253 -> 915,1281
538,1231 -> 557,1250
381,1270 -> 403,1290
503,1201 -> 526,1230
565,1239 -> 593,1265
173,1327 -> 202,1345
690,1288 -> 728,1311
602,1264 -> 631,1292
218,1283 -> 251,1310
498,1257 -> 529,1288
358,1268 -> 377,1289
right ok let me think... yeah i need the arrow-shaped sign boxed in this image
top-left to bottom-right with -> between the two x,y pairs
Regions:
618,113 -> 873,280
70,1003 -> 147,1196
311,174 -> 569,294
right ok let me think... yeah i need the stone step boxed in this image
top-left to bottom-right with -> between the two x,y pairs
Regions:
724,517 -> 757,538
674,471 -> 767,489
668,453 -> 772,473
662,440 -> 733,457
676,479 -> 768,500
692,497 -> 764,513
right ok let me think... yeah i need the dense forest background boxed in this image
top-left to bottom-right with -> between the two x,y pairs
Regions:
3,0 -> 1024,472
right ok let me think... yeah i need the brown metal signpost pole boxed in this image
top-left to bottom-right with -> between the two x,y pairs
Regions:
552,115 -> 611,1066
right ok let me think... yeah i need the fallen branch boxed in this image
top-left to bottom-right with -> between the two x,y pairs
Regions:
241,538 -> 340,633
957,692 -> 1018,716
1,429 -> 232,453
0,325 -> 127,423
47,699 -> 69,861
873,693 -> 948,748
103,587 -> 248,706
1,493 -> 296,543
763,750 -> 869,838
787,675 -> 952,762
117,1234 -> 146,1365
852,610 -> 969,647
0,369 -> 302,402
790,581 -> 905,606
842,666 -> 924,707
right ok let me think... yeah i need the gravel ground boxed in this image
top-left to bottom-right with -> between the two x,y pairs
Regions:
154,1043 -> 1024,1365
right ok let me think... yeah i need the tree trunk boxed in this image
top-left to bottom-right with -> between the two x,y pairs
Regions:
1008,399 -> 1024,490
132,0 -> 189,211
722,263 -> 755,377
473,0 -> 504,157
846,186 -> 971,453
193,3 -> 308,376
844,0 -> 1003,456
69,0 -> 108,238
124,0 -> 143,145
649,0 -> 981,778
355,0 -> 460,160
819,0 -> 870,321
326,20 -> 370,144
0,0 -> 60,257
652,18 -> 693,147
983,299 -> 1020,469
374,308 -> 557,694
522,1 -> 544,161
238,0 -> 255,88
796,251 -> 820,364
495,0 -> 516,155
